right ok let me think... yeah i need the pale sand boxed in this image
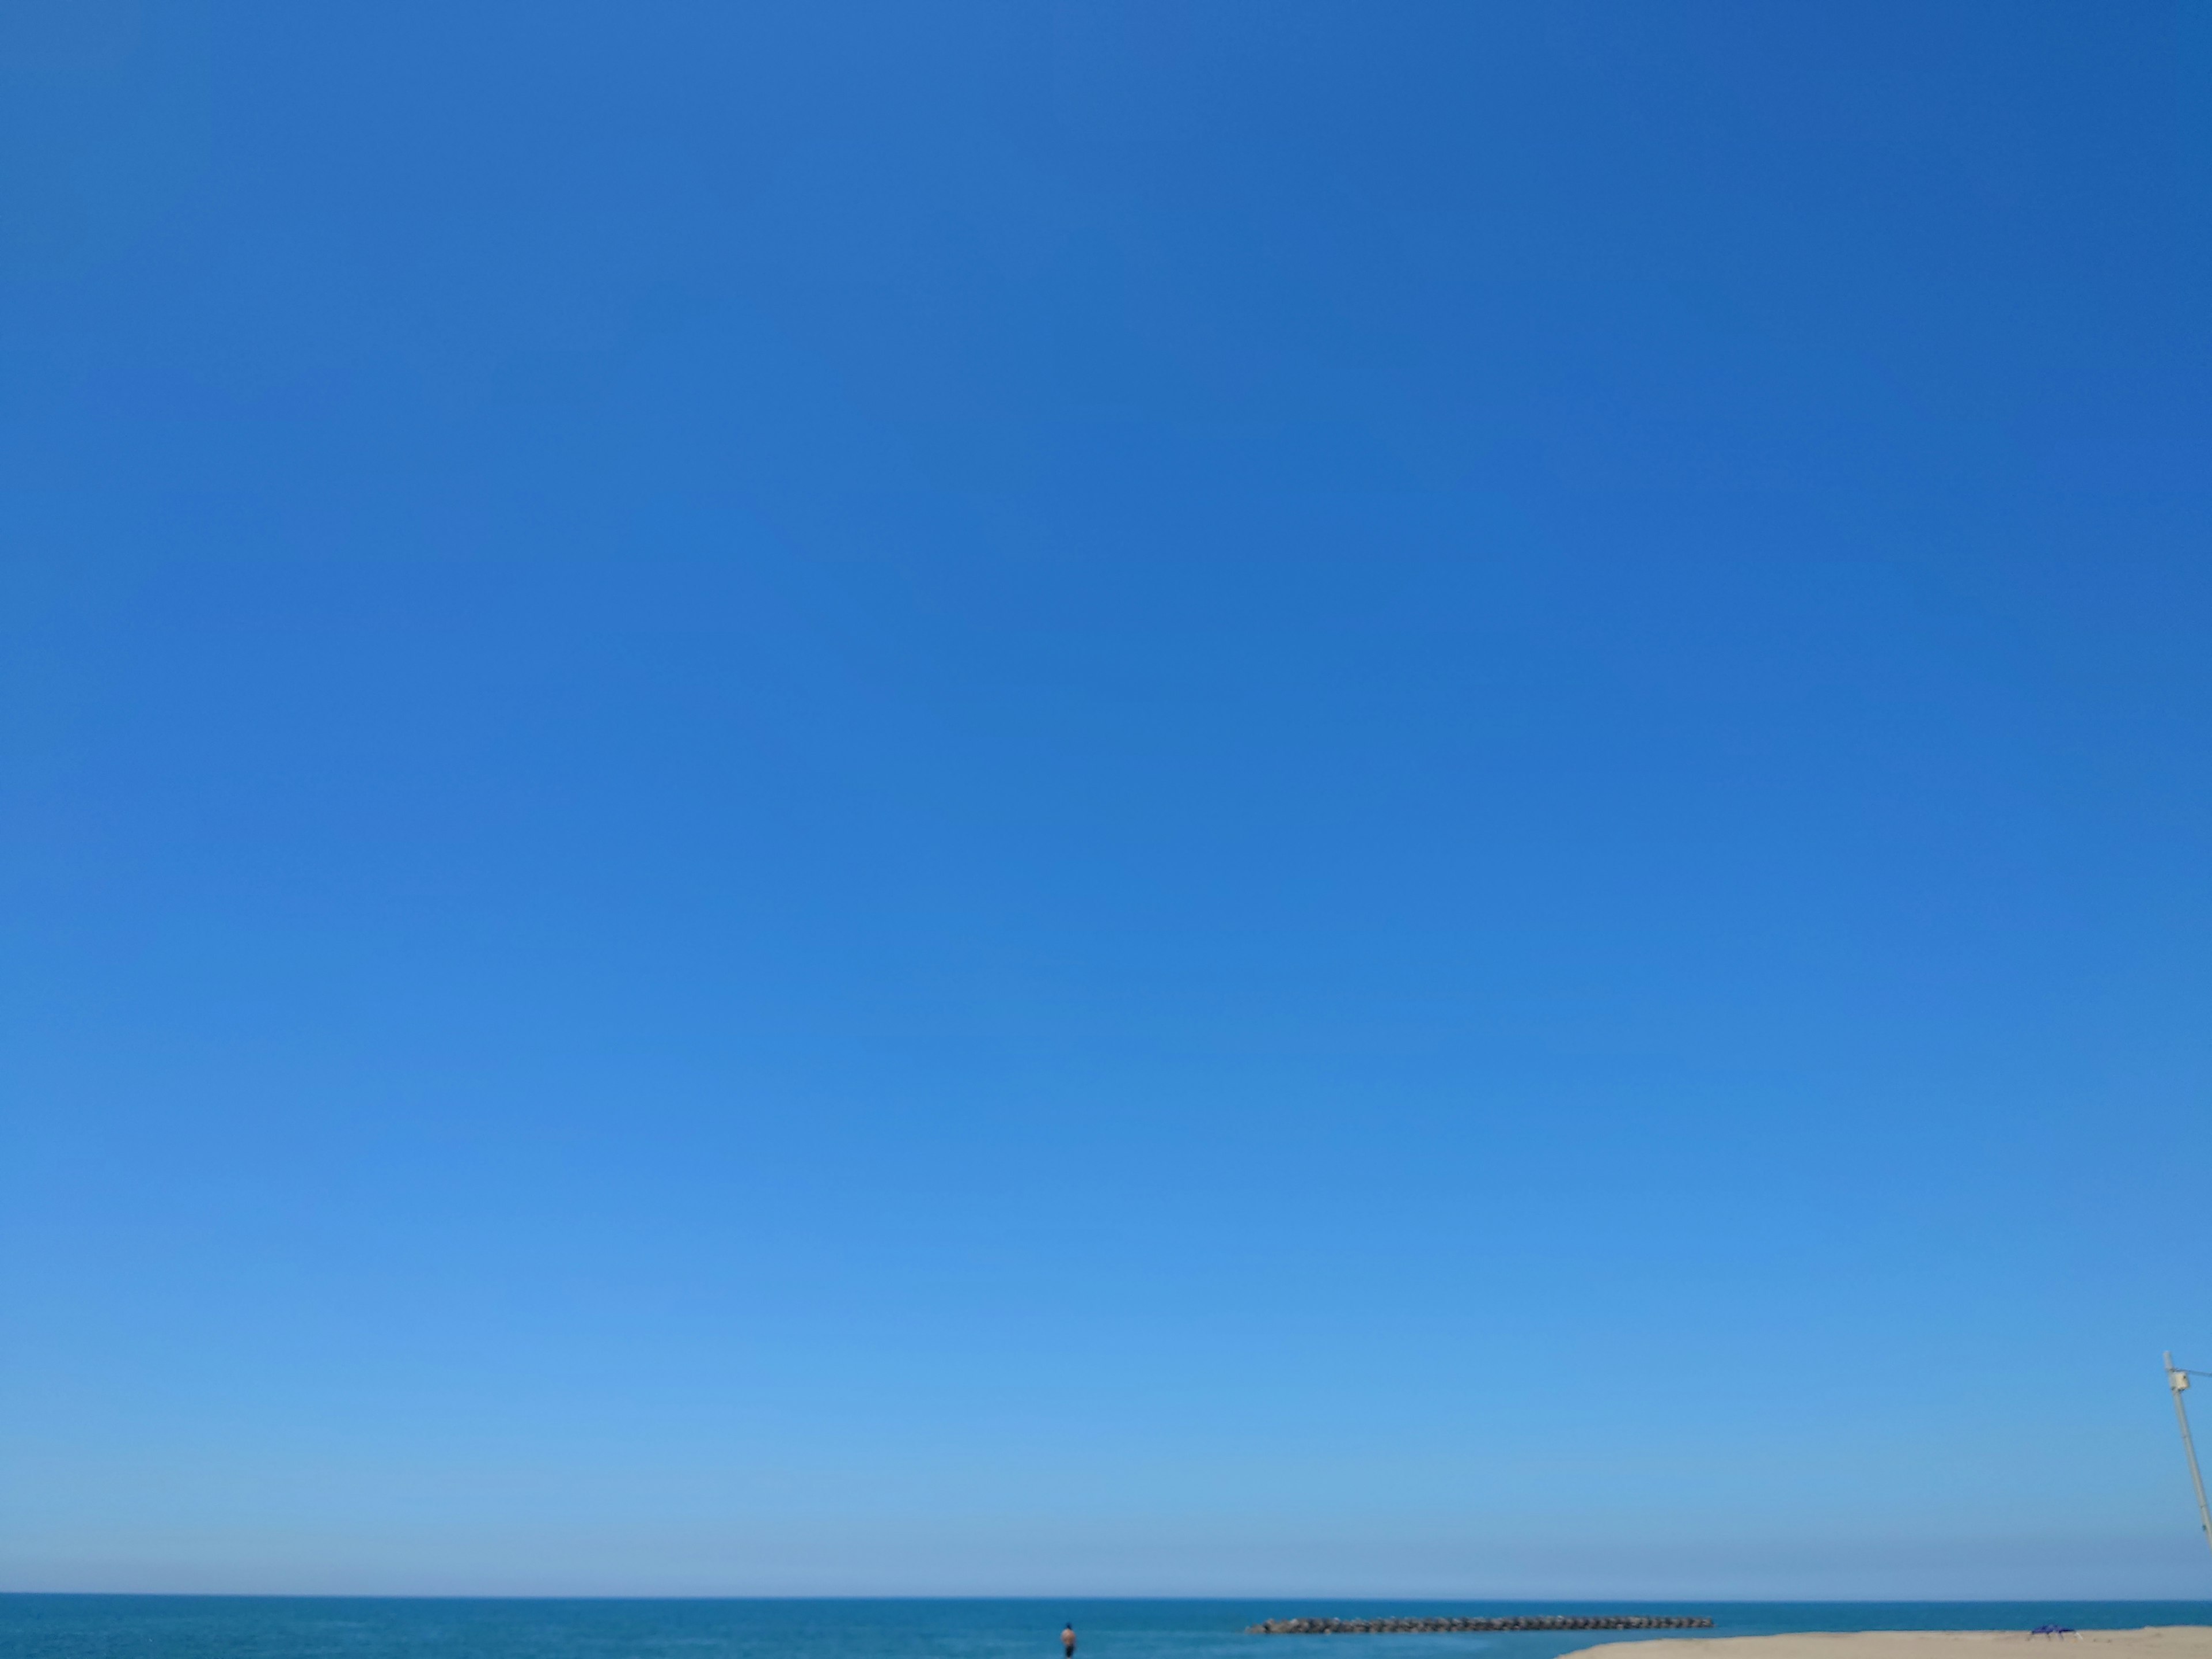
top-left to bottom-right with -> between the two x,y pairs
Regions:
1565,1633 -> 2212,1659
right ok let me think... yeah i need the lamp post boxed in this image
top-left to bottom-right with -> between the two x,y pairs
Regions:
2166,1353 -> 2212,1563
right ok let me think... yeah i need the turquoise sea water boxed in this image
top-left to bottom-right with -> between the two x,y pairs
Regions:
5,1600 -> 2210,1659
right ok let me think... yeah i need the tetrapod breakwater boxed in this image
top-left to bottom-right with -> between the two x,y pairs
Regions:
1248,1616 -> 1715,1635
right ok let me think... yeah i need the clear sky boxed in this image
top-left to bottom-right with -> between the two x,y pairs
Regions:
5,0 -> 2212,1601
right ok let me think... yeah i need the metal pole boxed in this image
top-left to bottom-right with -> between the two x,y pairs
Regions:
2166,1353 -> 2212,1562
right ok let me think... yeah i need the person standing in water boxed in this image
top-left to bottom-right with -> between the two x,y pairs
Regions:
1062,1625 -> 1077,1659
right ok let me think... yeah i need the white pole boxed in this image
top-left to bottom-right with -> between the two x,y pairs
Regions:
2166,1353 -> 2212,1562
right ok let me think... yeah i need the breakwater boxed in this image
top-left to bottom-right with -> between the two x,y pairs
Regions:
1248,1616 -> 1715,1635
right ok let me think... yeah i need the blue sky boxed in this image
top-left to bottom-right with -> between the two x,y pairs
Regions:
5,0 -> 2212,1599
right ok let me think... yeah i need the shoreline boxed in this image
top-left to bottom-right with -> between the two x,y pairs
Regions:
1562,1633 -> 2212,1659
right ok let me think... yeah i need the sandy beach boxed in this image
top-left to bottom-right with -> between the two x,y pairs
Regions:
1567,1633 -> 2212,1659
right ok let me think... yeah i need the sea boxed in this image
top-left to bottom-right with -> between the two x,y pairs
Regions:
5,1599 -> 2211,1659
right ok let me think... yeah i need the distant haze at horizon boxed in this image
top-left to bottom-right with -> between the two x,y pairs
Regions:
5,0 -> 2212,1602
